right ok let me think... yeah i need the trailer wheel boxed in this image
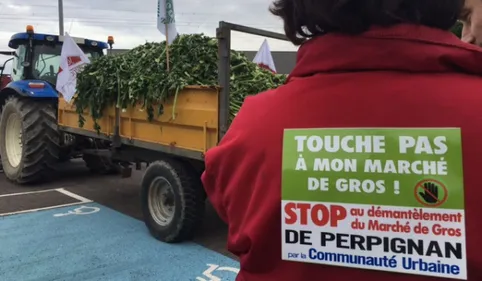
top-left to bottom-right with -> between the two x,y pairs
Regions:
82,154 -> 120,174
0,97 -> 59,184
141,159 -> 205,243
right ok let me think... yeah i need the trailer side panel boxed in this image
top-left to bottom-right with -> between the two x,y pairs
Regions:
58,86 -> 219,159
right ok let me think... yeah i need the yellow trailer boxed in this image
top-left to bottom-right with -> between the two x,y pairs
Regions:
58,86 -> 220,160
58,86 -> 222,243
54,22 -> 288,243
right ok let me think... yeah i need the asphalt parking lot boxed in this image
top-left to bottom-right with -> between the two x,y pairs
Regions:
0,159 -> 237,281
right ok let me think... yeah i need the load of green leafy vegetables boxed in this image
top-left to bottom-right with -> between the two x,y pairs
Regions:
75,33 -> 287,130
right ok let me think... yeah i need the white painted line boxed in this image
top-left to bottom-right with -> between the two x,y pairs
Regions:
55,188 -> 92,203
0,188 -> 60,198
0,201 -> 93,217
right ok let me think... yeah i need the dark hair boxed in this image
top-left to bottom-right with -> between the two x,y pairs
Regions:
269,0 -> 464,45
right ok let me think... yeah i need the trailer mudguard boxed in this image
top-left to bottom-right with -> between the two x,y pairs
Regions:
1,80 -> 58,98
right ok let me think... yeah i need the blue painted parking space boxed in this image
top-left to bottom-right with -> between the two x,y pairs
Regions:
0,203 -> 239,281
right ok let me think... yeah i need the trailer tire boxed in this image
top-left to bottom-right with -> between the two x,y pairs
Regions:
141,159 -> 205,243
0,97 -> 59,184
82,154 -> 120,174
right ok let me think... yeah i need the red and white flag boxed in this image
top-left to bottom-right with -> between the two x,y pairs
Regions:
252,39 -> 276,73
55,32 -> 91,103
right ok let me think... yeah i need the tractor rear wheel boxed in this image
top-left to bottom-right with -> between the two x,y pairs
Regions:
0,97 -> 60,184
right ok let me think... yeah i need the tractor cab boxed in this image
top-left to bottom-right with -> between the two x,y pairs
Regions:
6,25 -> 109,86
0,26 -> 112,183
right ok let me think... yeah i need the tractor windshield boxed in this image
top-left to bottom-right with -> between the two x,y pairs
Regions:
32,43 -> 102,85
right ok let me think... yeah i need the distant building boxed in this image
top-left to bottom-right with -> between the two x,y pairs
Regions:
109,49 -> 296,74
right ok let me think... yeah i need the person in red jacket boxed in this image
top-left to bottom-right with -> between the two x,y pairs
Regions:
202,0 -> 482,280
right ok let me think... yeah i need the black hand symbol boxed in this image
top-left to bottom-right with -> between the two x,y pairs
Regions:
419,182 -> 439,204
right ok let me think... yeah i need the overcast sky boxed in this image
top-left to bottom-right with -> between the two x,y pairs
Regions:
0,0 -> 297,73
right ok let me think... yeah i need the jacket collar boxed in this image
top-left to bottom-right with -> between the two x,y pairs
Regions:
288,24 -> 482,81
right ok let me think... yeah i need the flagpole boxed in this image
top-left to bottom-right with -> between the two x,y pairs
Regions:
58,0 -> 64,35
165,25 -> 170,71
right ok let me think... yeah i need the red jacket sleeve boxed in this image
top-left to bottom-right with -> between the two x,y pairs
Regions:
201,91 -> 283,260
201,96 -> 260,224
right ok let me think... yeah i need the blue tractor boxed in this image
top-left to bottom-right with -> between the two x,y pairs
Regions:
0,25 -> 115,184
